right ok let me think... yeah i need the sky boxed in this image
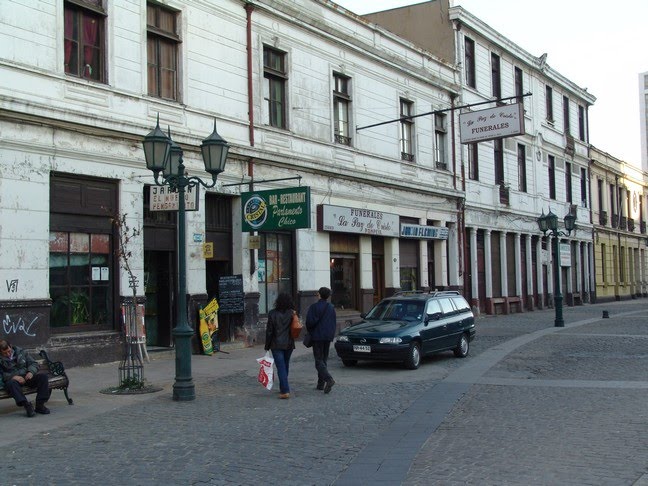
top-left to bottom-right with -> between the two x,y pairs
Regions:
332,0 -> 648,167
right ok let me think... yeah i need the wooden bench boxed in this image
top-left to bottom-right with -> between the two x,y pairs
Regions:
0,350 -> 73,405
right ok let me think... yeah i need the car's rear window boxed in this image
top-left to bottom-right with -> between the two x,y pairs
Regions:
438,298 -> 454,314
451,296 -> 471,312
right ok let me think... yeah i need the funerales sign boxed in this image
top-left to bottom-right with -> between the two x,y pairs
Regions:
149,185 -> 199,211
317,205 -> 400,237
400,223 -> 449,240
459,103 -> 525,144
241,186 -> 311,232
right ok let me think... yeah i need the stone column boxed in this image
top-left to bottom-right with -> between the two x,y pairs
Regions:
484,230 -> 493,313
582,241 -> 591,303
536,236 -> 544,308
384,237 -> 400,296
470,227 -> 479,309
447,222 -> 459,289
514,232 -> 522,300
359,236 -> 374,313
525,234 -> 534,309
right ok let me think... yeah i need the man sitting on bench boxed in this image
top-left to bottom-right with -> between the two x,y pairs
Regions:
0,339 -> 50,417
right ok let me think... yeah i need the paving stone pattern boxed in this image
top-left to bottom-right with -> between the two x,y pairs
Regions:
0,300 -> 646,485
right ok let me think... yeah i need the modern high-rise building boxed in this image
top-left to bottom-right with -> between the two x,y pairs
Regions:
639,71 -> 648,172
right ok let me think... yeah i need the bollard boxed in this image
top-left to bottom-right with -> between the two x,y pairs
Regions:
602,310 -> 609,318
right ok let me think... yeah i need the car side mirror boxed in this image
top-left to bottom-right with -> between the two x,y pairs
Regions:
360,313 -> 367,319
424,312 -> 442,323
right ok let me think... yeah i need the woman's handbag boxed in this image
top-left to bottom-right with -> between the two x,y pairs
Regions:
302,332 -> 312,348
290,311 -> 303,339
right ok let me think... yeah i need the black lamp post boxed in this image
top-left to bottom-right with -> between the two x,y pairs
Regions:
536,209 -> 576,327
142,116 -> 229,401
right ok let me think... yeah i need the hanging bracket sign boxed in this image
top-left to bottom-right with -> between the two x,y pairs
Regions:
149,185 -> 199,211
241,186 -> 311,232
459,103 -> 525,144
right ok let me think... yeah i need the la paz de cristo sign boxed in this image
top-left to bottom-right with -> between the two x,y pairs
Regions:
459,103 -> 525,144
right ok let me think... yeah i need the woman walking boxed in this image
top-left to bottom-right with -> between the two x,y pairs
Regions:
264,293 -> 296,399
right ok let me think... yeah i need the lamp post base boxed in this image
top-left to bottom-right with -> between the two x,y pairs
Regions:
172,326 -> 195,401
554,294 -> 564,327
172,381 -> 196,401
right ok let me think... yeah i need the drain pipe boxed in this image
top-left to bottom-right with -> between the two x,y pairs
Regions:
245,2 -> 256,275
245,1 -> 255,150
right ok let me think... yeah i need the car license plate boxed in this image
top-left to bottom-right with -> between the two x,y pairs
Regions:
353,345 -> 371,353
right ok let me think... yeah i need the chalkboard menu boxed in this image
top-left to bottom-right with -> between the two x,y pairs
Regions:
218,274 -> 244,314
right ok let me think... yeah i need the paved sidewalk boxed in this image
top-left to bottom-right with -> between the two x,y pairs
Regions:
0,300 -> 646,485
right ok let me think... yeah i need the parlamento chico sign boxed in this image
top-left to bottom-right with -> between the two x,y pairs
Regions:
241,186 -> 311,232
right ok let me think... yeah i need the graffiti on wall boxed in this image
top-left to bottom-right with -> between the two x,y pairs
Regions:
6,279 -> 18,293
2,313 -> 38,337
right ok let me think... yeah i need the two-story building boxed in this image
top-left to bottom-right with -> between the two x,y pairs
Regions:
590,146 -> 648,301
0,0 -> 462,364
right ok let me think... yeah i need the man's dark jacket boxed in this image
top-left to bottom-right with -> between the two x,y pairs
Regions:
305,299 -> 336,341
0,345 -> 39,384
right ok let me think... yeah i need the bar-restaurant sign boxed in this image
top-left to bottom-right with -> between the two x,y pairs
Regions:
317,204 -> 400,237
459,103 -> 525,144
241,186 -> 311,232
149,185 -> 199,211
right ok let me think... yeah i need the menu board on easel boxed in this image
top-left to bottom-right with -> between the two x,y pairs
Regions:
218,274 -> 244,314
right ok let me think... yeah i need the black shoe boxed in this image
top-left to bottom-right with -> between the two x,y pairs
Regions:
35,403 -> 50,415
324,379 -> 335,394
316,382 -> 325,391
24,401 -> 35,418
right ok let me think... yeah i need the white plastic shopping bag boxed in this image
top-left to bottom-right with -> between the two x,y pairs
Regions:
257,350 -> 274,390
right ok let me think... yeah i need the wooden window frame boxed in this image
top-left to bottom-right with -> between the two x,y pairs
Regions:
64,0 -> 106,83
263,45 -> 288,129
147,3 -> 180,101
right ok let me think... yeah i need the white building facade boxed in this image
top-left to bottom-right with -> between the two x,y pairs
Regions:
0,0 -> 462,364
365,1 -> 597,314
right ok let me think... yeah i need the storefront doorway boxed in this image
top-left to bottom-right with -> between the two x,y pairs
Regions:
330,255 -> 357,310
143,185 -> 177,347
371,257 -> 383,306
144,250 -> 174,347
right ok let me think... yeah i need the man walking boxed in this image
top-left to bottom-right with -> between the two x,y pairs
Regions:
305,287 -> 337,393
0,339 -> 50,417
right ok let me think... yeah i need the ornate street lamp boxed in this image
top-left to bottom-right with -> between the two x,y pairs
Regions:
536,208 -> 577,327
142,117 -> 229,401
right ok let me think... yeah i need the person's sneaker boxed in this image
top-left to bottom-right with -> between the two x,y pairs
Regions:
324,379 -> 335,394
35,403 -> 50,415
278,393 -> 290,399
316,381 -> 325,391
24,401 -> 35,418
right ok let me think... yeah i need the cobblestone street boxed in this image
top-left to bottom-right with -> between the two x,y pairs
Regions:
1,300 -> 647,485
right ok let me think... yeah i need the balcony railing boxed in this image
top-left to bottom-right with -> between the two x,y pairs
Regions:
335,134 -> 351,146
435,161 -> 447,170
565,134 -> 575,156
611,214 -> 619,228
599,210 -> 608,226
628,218 -> 636,232
499,185 -> 510,205
401,152 -> 414,162
641,221 -> 647,234
620,216 -> 627,230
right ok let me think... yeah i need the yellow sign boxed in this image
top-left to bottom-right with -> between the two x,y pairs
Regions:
204,298 -> 219,316
203,242 -> 214,259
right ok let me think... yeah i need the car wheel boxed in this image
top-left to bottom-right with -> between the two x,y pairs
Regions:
404,342 -> 421,370
453,333 -> 469,358
342,359 -> 357,367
